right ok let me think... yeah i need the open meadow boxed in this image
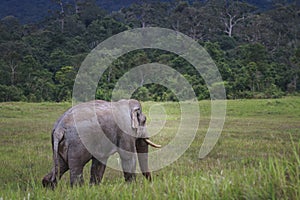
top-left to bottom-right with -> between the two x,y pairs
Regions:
0,97 -> 300,199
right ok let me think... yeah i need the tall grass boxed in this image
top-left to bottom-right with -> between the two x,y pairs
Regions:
0,97 -> 300,199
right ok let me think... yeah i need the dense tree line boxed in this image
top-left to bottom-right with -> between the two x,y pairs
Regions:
0,0 -> 299,102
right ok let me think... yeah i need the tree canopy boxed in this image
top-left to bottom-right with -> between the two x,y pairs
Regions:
0,0 -> 299,102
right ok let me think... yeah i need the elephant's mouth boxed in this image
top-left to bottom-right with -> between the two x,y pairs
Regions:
144,138 -> 161,148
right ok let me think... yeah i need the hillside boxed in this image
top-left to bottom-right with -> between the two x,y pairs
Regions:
0,0 -> 276,24
0,0 -> 299,102
0,0 -> 171,24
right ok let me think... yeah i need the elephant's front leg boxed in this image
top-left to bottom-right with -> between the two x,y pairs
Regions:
90,157 -> 107,185
118,140 -> 137,182
121,155 -> 136,182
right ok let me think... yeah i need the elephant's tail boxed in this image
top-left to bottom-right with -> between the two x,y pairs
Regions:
51,128 -> 64,182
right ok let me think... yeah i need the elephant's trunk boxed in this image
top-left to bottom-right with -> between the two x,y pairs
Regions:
144,138 -> 161,148
136,138 -> 151,180
136,138 -> 160,181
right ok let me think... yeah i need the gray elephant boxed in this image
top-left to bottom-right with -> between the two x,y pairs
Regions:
42,99 -> 161,188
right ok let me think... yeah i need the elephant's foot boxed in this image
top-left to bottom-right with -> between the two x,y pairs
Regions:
42,174 -> 57,189
142,172 -> 152,181
90,158 -> 107,185
124,172 -> 136,182
70,175 -> 84,187
70,167 -> 84,187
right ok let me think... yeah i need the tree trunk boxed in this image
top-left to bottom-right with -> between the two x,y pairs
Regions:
58,0 -> 65,32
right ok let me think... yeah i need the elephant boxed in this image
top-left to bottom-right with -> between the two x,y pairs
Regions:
42,99 -> 161,189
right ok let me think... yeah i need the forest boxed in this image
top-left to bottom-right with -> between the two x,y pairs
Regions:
0,0 -> 299,102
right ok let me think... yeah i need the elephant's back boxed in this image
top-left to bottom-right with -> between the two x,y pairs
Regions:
53,101 -> 107,131
52,100 -> 125,137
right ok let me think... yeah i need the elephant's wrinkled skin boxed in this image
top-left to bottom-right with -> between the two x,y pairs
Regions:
42,99 -> 160,188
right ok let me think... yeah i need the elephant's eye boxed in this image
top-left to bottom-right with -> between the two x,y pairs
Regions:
140,114 -> 146,126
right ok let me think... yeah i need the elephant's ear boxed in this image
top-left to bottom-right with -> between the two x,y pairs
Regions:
131,107 -> 140,129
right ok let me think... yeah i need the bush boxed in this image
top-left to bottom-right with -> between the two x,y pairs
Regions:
265,84 -> 284,98
132,87 -> 150,101
0,85 -> 26,102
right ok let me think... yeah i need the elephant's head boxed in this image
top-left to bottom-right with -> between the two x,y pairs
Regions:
112,99 -> 161,181
128,99 -> 161,148
124,99 -> 160,181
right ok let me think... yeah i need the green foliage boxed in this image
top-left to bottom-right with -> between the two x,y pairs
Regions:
0,85 -> 25,101
0,1 -> 299,102
132,86 -> 151,101
54,66 -> 77,101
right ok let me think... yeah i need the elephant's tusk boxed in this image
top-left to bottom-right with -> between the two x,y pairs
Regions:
144,138 -> 161,148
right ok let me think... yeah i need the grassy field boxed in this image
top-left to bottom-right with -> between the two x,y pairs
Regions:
0,97 -> 299,199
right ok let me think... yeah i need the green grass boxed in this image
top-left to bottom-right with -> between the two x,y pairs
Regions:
0,97 -> 300,199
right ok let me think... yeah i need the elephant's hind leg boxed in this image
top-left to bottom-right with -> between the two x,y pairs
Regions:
42,169 -> 56,189
42,156 -> 69,189
69,161 -> 85,187
90,157 -> 107,185
68,141 -> 92,187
